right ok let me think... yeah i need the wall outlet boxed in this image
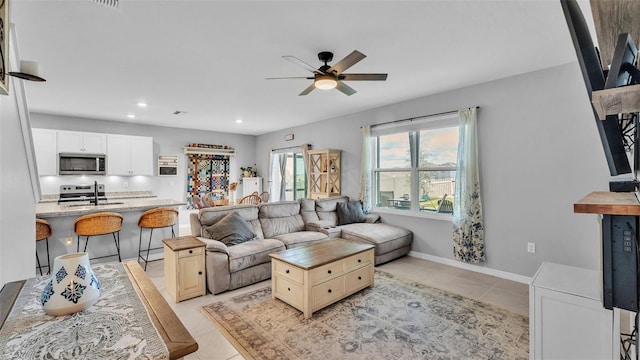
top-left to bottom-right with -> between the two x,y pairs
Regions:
123,181 -> 129,188
527,242 -> 536,253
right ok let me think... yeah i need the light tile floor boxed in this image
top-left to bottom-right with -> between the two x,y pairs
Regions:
144,255 -> 529,360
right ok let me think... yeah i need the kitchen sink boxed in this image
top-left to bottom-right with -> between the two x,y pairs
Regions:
64,202 -> 125,207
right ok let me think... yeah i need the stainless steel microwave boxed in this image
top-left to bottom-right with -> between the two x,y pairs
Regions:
58,153 -> 106,175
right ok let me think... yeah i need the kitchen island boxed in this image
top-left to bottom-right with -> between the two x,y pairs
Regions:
36,198 -> 185,265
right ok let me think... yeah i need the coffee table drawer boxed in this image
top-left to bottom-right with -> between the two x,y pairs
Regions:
312,277 -> 345,310
345,265 -> 373,292
310,261 -> 345,285
274,260 -> 304,283
344,250 -> 373,271
274,276 -> 303,309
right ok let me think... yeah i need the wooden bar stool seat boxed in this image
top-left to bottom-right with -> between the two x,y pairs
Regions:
74,212 -> 124,262
36,219 -> 52,276
138,208 -> 178,271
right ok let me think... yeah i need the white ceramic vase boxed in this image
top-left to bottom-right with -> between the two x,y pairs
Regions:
40,252 -> 101,316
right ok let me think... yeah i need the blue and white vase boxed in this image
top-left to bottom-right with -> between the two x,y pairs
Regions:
40,252 -> 101,316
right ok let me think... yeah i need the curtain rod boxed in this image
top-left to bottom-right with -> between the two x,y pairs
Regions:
366,106 -> 480,129
271,144 -> 304,152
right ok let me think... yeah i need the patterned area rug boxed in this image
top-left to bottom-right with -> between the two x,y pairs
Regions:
201,270 -> 528,360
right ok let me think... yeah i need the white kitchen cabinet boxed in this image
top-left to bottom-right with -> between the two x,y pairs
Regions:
107,134 -> 153,175
57,130 -> 106,154
530,262 -> 619,360
32,128 -> 58,176
243,177 -> 262,197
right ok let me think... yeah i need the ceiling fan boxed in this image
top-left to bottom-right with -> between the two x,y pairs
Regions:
267,50 -> 388,96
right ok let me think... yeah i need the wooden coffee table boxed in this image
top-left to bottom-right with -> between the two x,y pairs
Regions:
269,238 -> 375,318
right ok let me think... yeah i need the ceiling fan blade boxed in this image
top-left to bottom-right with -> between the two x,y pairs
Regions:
328,50 -> 366,74
340,73 -> 388,81
283,55 -> 324,74
266,76 -> 313,80
298,83 -> 316,96
336,81 -> 357,96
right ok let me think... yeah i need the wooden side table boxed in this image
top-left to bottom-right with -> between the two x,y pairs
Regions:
163,236 -> 206,303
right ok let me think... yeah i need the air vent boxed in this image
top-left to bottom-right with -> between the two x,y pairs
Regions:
173,110 -> 188,115
90,0 -> 119,9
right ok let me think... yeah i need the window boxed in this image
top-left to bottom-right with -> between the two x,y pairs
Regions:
372,115 -> 459,214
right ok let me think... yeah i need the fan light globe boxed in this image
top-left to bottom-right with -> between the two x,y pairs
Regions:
315,75 -> 337,90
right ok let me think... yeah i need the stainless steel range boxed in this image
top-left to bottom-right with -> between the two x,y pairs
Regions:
58,182 -> 108,204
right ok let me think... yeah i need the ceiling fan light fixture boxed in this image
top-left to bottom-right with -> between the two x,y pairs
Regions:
314,75 -> 337,90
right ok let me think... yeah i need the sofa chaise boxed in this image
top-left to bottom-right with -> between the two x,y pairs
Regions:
190,196 -> 412,294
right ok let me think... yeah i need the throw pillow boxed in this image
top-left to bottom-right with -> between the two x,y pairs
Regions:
204,211 -> 256,246
336,200 -> 366,225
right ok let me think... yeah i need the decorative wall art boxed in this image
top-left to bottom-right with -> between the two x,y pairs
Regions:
185,143 -> 232,209
0,0 -> 9,95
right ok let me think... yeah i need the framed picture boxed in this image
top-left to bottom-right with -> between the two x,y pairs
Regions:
0,0 -> 8,95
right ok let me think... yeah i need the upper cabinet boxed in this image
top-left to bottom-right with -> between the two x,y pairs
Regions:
57,130 -> 106,154
107,134 -> 153,176
31,128 -> 58,176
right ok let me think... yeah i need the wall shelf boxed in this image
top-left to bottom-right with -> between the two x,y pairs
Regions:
574,191 -> 640,215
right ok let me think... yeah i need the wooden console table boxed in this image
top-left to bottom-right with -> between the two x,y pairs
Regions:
0,261 -> 197,360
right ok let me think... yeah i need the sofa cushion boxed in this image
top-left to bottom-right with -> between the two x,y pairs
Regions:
299,198 -> 320,223
228,238 -> 285,273
315,196 -> 349,225
203,211 -> 256,246
272,231 -> 329,248
199,204 -> 264,239
340,223 -> 412,255
337,200 -> 366,225
259,201 -> 306,238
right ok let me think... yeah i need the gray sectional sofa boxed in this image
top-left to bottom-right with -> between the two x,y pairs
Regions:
190,196 -> 412,294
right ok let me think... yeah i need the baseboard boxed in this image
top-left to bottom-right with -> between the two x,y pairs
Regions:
408,251 -> 532,284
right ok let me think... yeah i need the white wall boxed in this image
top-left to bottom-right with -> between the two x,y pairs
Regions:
0,78 -> 38,287
30,113 -> 257,228
256,62 -> 609,277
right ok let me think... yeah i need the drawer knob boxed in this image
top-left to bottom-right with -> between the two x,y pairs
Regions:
286,269 -> 290,274
199,271 -> 203,275
358,276 -> 362,280
358,259 -> 362,263
328,289 -> 332,293
327,270 -> 332,274
287,287 -> 291,291
189,250 -> 193,254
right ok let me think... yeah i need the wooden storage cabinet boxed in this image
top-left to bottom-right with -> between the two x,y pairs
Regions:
530,262 -> 619,359
307,149 -> 341,199
163,236 -> 206,303
242,177 -> 262,197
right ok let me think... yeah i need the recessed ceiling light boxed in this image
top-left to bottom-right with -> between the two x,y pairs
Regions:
235,119 -> 243,124
127,114 -> 135,118
137,102 -> 147,108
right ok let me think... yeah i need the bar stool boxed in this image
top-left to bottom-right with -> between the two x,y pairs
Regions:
36,219 -> 52,276
138,207 -> 178,271
74,212 -> 123,262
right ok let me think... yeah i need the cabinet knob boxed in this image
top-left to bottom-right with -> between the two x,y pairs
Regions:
358,259 -> 362,263
198,271 -> 202,275
327,270 -> 332,274
285,269 -> 290,274
328,289 -> 332,293
358,276 -> 362,280
287,287 -> 291,291
189,249 -> 193,254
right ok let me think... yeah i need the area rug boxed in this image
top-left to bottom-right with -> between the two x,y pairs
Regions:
201,270 -> 528,360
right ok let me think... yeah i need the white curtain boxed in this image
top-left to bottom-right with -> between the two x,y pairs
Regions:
278,155 -> 287,201
300,144 -> 311,197
269,153 -> 282,201
453,107 -> 485,263
359,125 -> 372,212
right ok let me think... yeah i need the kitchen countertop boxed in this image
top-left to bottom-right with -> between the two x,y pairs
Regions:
39,190 -> 158,203
36,198 -> 185,218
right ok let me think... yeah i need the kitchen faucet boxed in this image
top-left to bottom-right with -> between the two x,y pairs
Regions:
92,180 -> 99,206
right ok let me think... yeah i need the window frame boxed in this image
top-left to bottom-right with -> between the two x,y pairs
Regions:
370,114 -> 459,217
